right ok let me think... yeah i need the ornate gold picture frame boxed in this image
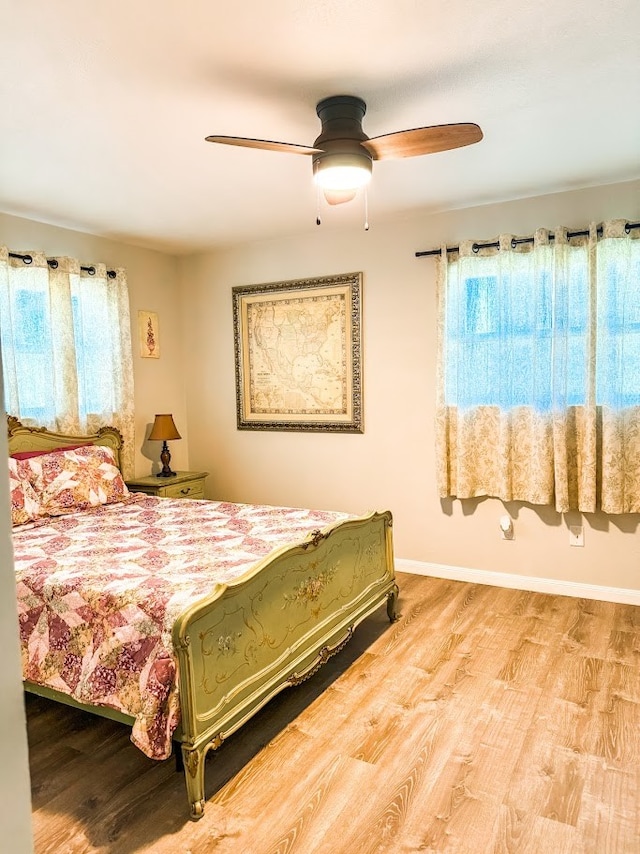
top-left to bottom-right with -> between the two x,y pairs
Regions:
233,272 -> 363,432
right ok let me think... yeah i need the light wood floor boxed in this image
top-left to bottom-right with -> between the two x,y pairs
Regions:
27,572 -> 640,853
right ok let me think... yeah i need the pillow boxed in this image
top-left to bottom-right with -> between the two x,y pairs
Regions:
20,444 -> 129,516
11,443 -> 91,460
7,457 -> 41,526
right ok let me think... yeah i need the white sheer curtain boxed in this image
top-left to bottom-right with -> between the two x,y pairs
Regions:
0,247 -> 135,476
436,220 -> 640,513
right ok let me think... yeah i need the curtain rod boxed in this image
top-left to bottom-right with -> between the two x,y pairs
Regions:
8,251 -> 117,279
415,221 -> 640,258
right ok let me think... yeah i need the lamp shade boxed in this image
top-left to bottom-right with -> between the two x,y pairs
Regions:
148,414 -> 181,442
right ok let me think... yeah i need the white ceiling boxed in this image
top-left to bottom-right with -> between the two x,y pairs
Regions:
2,0 -> 639,254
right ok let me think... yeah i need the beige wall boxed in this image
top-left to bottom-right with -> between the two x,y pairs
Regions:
180,179 -> 640,592
0,213 -> 188,475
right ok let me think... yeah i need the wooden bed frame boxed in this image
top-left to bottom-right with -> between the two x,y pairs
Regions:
8,416 -> 398,820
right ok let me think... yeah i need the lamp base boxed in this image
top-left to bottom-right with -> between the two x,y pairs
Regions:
156,441 -> 177,477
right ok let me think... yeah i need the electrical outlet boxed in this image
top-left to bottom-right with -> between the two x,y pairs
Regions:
569,525 -> 584,547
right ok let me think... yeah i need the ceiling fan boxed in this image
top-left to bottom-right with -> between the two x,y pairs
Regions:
206,95 -> 483,207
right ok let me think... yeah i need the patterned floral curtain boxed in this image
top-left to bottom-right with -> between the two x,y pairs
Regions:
436,220 -> 640,513
0,248 -> 135,476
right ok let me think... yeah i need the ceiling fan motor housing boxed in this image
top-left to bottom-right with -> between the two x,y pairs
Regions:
312,95 -> 373,182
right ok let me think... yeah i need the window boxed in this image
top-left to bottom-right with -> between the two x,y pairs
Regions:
445,248 -> 596,412
10,285 -> 52,421
436,222 -> 640,513
0,249 -> 135,476
596,247 -> 640,408
70,278 -> 123,419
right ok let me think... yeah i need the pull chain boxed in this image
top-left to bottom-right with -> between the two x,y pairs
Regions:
364,186 -> 369,231
315,167 -> 322,225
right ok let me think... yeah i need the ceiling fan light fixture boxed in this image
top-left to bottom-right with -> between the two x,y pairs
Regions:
206,94 -> 483,217
313,153 -> 372,191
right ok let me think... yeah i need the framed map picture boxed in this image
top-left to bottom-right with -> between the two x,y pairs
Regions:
233,272 -> 363,432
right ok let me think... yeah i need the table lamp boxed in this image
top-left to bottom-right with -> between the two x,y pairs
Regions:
148,413 -> 181,477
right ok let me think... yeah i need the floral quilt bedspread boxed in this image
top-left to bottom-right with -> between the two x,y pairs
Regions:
13,495 -> 350,759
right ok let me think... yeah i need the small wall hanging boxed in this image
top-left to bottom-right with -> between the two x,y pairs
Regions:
138,311 -> 160,359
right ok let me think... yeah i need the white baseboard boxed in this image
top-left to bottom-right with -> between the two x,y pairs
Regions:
395,558 -> 640,606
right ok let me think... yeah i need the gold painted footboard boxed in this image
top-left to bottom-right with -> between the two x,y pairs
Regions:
172,509 -> 397,820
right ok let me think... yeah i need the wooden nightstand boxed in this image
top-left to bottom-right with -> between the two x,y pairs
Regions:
125,471 -> 209,500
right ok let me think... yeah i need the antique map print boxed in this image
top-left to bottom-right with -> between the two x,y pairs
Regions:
247,291 -> 347,414
234,274 -> 362,432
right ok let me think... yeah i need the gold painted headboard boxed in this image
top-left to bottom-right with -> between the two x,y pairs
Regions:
7,416 -> 124,472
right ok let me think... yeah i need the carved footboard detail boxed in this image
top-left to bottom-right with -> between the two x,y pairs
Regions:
172,510 -> 396,820
289,626 -> 355,686
182,744 -> 206,820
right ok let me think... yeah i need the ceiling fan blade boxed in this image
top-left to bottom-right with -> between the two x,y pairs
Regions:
362,123 -> 483,160
323,188 -> 358,206
205,135 -> 321,155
